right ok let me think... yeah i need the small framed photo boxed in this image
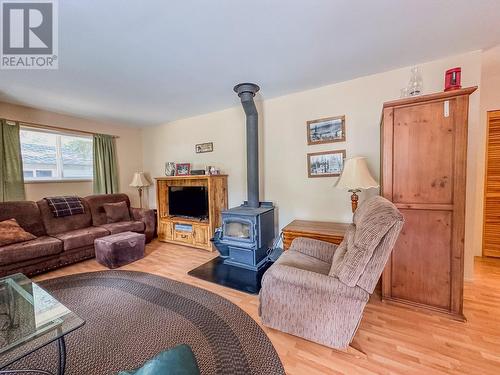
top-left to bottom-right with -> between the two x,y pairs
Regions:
307,115 -> 345,145
165,162 -> 175,176
175,163 -> 191,176
195,142 -> 214,154
307,150 -> 346,178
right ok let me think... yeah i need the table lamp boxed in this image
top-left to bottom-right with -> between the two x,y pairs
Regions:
335,157 -> 379,212
129,172 -> 151,208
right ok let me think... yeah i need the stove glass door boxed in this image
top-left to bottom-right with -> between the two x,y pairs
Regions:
223,218 -> 254,244
225,221 -> 250,239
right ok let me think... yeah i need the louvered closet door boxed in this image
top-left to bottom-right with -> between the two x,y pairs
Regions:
483,110 -> 500,257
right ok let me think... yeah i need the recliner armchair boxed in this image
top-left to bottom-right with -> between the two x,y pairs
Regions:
259,196 -> 404,350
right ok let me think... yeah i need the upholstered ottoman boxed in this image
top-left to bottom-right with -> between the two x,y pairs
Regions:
95,231 -> 145,269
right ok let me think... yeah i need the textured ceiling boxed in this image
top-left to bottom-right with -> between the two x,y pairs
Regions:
1,0 -> 500,127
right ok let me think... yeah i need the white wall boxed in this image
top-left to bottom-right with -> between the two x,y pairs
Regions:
143,50 -> 482,280
0,102 -> 144,206
468,45 -> 500,258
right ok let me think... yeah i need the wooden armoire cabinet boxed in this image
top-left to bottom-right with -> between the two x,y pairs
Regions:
381,87 -> 477,320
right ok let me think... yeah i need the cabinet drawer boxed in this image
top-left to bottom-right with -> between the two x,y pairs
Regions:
282,231 -> 344,250
173,230 -> 193,244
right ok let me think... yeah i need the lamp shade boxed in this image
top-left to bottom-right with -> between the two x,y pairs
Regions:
335,157 -> 379,190
130,172 -> 151,188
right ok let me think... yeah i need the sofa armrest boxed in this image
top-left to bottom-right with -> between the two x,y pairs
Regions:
289,237 -> 338,263
262,264 -> 366,300
130,207 -> 155,243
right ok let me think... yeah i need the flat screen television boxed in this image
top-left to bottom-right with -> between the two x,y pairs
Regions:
168,186 -> 209,219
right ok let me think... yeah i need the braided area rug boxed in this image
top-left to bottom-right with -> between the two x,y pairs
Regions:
8,271 -> 284,375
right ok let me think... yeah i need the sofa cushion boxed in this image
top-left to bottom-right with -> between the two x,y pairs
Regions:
103,201 -> 131,223
330,196 -> 403,287
329,226 -> 353,277
37,199 -> 93,235
53,227 -> 109,251
276,249 -> 331,276
100,221 -> 145,235
0,219 -> 37,247
0,236 -> 63,265
356,220 -> 404,293
352,196 -> 402,254
0,201 -> 46,237
84,194 -> 131,226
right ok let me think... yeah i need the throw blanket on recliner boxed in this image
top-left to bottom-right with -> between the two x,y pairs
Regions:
44,196 -> 85,218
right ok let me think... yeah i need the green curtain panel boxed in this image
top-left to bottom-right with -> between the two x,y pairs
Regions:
0,119 -> 26,202
93,134 -> 119,194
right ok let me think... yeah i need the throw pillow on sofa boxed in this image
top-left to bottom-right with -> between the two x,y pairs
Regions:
103,201 -> 131,223
0,218 -> 37,247
44,196 -> 85,217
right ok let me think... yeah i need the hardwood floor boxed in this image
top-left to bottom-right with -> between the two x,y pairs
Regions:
35,241 -> 500,375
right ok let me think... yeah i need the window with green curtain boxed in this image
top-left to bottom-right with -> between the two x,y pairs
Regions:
93,133 -> 119,194
0,119 -> 26,202
19,127 -> 93,181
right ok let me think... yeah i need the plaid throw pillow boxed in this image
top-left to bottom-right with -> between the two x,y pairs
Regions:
44,196 -> 85,218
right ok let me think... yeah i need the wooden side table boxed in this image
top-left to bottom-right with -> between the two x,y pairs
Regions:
282,220 -> 350,250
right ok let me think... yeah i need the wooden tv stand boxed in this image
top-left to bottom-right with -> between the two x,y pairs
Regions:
155,175 -> 228,251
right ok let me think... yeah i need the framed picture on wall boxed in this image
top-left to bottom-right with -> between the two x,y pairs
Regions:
306,115 -> 346,145
175,163 -> 191,176
307,150 -> 346,178
195,142 -> 213,153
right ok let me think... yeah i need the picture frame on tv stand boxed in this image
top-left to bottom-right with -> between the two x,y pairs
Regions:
175,163 -> 191,176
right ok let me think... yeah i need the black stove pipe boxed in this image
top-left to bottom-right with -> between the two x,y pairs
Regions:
234,83 -> 260,208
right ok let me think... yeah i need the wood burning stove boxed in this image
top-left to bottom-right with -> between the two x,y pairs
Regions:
219,202 -> 275,270
211,83 -> 276,271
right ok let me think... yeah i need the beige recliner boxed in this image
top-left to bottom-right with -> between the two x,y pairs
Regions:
259,196 -> 404,350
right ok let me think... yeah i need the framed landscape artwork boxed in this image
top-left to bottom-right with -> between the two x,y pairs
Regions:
307,150 -> 346,178
306,115 -> 346,145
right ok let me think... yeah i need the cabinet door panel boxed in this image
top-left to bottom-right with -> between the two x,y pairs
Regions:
393,102 -> 454,204
193,225 -> 209,246
158,221 -> 173,241
391,209 -> 452,309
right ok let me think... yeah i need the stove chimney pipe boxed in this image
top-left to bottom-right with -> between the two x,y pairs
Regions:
234,83 -> 260,208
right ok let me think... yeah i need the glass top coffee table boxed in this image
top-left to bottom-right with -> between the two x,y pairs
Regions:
0,273 -> 84,375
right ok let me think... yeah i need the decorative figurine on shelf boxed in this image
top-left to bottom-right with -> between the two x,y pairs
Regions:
444,67 -> 461,91
407,66 -> 423,96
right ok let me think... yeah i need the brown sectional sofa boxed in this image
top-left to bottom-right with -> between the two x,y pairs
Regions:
0,194 -> 155,278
